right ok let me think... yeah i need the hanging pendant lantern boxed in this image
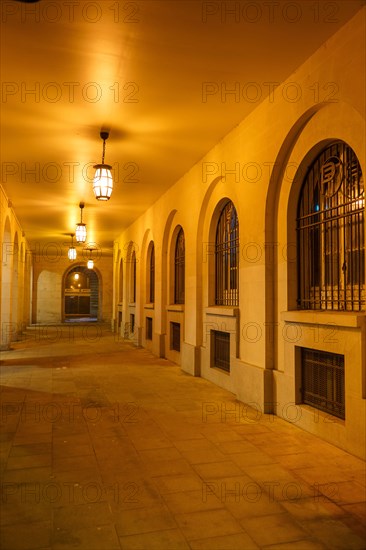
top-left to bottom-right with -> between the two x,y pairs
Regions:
75,202 -> 87,243
93,131 -> 113,201
67,233 -> 77,260
86,247 -> 94,269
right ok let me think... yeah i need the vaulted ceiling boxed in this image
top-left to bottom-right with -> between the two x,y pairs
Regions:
1,0 -> 364,255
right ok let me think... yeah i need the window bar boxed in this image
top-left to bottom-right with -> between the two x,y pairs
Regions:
149,245 -> 155,303
301,348 -> 345,419
212,330 -> 230,372
360,211 -> 365,309
133,253 -> 136,302
297,141 -> 364,312
336,209 -> 340,309
215,202 -> 239,306
350,211 -> 354,309
174,230 -> 185,304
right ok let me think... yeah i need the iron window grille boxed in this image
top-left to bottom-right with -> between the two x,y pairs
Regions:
131,250 -> 136,303
149,243 -> 155,303
146,317 -> 153,340
211,330 -> 230,373
297,141 -> 364,311
301,347 -> 345,419
171,322 -> 180,352
215,201 -> 239,306
118,261 -> 123,303
174,228 -> 185,304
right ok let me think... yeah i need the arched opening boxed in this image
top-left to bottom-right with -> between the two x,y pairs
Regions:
164,224 -> 185,364
63,266 -> 99,322
0,217 -> 12,349
118,257 -> 123,304
11,233 -> 19,339
213,200 -> 239,307
117,255 -> 123,332
160,210 -> 178,354
147,241 -> 155,304
130,250 -> 136,304
172,226 -> 185,305
123,241 -> 138,341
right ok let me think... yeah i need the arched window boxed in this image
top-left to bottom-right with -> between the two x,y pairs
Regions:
215,201 -> 239,306
149,243 -> 155,303
174,228 -> 185,304
297,141 -> 364,311
118,258 -> 123,303
131,250 -> 136,303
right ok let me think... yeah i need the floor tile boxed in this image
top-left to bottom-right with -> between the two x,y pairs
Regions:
9,442 -> 52,457
301,518 -> 366,549
343,502 -> 366,523
189,532 -> 259,549
53,501 -> 113,530
118,528 -> 190,549
263,541 -> 326,550
241,513 -> 310,546
152,473 -> 203,494
52,524 -> 120,550
174,509 -> 243,540
193,460 -> 244,479
162,489 -> 224,514
0,521 -> 51,549
5,454 -> 52,470
114,504 -> 177,536
281,497 -> 346,521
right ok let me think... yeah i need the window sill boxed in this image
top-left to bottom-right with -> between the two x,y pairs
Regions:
166,304 -> 184,312
298,404 -> 345,425
144,304 -> 154,310
206,306 -> 239,318
210,366 -> 231,376
281,310 -> 365,328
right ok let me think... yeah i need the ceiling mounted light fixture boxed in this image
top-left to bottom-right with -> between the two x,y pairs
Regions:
67,234 -> 77,260
75,202 -> 87,243
93,131 -> 113,201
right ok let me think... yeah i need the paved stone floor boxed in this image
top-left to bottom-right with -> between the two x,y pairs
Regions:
0,325 -> 365,550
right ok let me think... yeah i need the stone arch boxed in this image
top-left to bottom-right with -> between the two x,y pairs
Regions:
265,102 -> 365,369
160,210 -> 178,338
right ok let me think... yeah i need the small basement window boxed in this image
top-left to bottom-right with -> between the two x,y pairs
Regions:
146,317 -> 153,340
171,322 -> 180,352
211,330 -> 230,373
301,347 -> 345,419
